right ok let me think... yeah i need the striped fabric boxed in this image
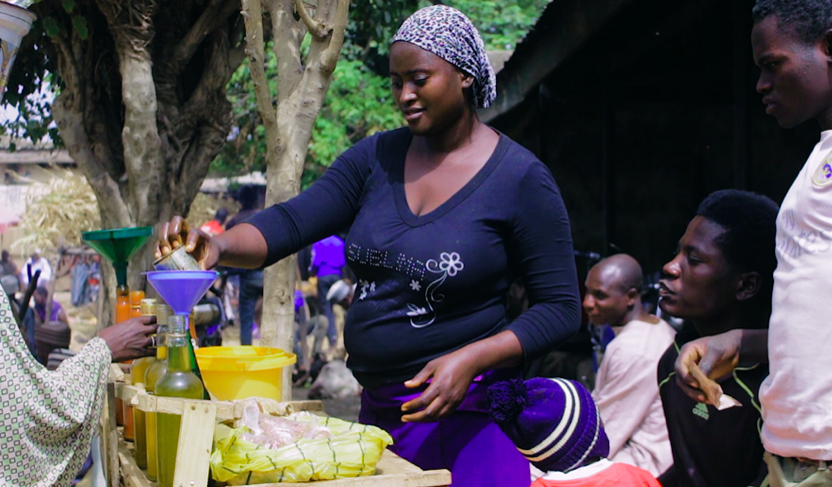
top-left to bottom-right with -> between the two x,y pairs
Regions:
489,377 -> 610,473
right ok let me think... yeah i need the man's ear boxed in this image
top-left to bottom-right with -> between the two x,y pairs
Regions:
824,29 -> 832,59
736,272 -> 761,302
626,287 -> 639,307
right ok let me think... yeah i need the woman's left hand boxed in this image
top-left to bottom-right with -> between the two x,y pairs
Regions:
400,348 -> 479,423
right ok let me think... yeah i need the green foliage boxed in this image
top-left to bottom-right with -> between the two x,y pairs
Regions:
42,16 -> 60,38
213,0 -> 549,188
71,15 -> 88,39
429,0 -> 551,50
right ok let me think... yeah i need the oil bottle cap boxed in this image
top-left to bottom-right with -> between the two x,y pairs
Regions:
140,298 -> 157,316
155,304 -> 171,325
168,314 -> 186,334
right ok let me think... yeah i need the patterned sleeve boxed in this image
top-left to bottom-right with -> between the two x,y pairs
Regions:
0,291 -> 111,487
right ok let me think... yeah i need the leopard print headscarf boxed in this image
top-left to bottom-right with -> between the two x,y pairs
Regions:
392,5 -> 497,109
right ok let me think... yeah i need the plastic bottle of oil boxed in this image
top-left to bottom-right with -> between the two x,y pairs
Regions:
129,298 -> 156,469
156,314 -> 205,487
144,304 -> 170,481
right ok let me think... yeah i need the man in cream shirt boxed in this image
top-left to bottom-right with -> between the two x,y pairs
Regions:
584,254 -> 675,477
674,1 -> 832,485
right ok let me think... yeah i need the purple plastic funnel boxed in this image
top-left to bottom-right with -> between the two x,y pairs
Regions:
145,270 -> 218,315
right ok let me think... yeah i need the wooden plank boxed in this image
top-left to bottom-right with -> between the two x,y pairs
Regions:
172,401 -> 217,487
118,442 -> 154,487
105,382 -> 120,487
118,383 -> 323,420
251,450 -> 452,486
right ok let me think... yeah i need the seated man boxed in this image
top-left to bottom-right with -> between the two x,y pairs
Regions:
32,286 -> 71,365
488,377 -> 661,486
33,286 -> 69,325
584,254 -> 675,476
656,189 -> 778,487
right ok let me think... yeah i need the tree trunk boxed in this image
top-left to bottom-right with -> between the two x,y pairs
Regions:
242,0 -> 349,400
35,0 -> 245,326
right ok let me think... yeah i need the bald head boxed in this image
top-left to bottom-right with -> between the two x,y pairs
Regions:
584,254 -> 648,327
589,254 -> 643,295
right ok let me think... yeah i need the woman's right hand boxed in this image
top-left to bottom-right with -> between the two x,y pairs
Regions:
155,216 -> 219,269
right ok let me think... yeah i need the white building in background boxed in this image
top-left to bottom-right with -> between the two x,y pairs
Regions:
0,135 -> 75,241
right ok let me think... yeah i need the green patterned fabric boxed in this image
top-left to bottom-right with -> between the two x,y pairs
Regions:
0,290 -> 111,486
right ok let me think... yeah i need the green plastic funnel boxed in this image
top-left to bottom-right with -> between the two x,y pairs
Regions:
82,227 -> 153,287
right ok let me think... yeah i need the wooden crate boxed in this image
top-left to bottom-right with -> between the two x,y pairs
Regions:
102,381 -> 451,487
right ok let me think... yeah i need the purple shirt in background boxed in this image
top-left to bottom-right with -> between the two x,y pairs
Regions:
294,289 -> 305,314
311,236 -> 346,277
35,301 -> 63,323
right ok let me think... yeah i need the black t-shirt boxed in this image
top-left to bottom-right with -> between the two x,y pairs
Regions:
247,128 -> 581,388
657,329 -> 768,487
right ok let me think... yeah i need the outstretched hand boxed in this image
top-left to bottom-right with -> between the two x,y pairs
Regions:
99,316 -> 158,363
155,216 -> 218,269
674,330 -> 743,403
400,348 -> 479,423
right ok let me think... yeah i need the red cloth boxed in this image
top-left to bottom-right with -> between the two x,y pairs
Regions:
200,220 -> 224,236
531,463 -> 661,487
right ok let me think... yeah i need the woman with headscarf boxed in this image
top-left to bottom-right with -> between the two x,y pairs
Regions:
157,6 -> 580,485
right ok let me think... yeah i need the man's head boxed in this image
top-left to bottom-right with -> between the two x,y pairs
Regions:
31,248 -> 41,262
583,254 -> 643,327
752,0 -> 832,129
215,207 -> 228,225
34,286 -> 48,306
1,250 -> 9,262
237,184 -> 261,211
659,190 -> 779,333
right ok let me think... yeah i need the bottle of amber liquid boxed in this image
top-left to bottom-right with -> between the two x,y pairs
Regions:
114,284 -> 131,427
129,298 -> 156,469
122,290 -> 145,442
144,304 -> 170,482
156,314 -> 205,487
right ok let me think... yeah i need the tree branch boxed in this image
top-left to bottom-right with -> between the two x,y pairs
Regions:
319,0 -> 350,69
269,0 -> 305,101
291,0 -> 329,38
53,92 -> 132,229
241,0 -> 278,141
167,0 -> 241,76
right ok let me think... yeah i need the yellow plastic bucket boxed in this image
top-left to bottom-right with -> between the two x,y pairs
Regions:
195,346 -> 296,401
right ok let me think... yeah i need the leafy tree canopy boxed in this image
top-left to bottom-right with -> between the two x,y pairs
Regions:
214,0 -> 550,188
1,0 -> 550,190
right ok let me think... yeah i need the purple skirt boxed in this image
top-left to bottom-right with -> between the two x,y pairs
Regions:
359,369 -> 531,487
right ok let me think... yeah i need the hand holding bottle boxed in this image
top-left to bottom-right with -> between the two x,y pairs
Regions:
155,216 -> 219,270
99,315 -> 158,362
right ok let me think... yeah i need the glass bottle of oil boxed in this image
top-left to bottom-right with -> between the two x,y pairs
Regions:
115,284 -> 131,323
129,298 -> 156,469
114,284 -> 131,427
156,314 -> 205,487
144,304 -> 170,481
185,309 -> 210,399
122,289 -> 145,442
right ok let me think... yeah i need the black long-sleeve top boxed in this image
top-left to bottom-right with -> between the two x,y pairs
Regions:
247,128 -> 580,388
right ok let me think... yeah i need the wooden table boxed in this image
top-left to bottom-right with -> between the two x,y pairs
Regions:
104,381 -> 451,487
